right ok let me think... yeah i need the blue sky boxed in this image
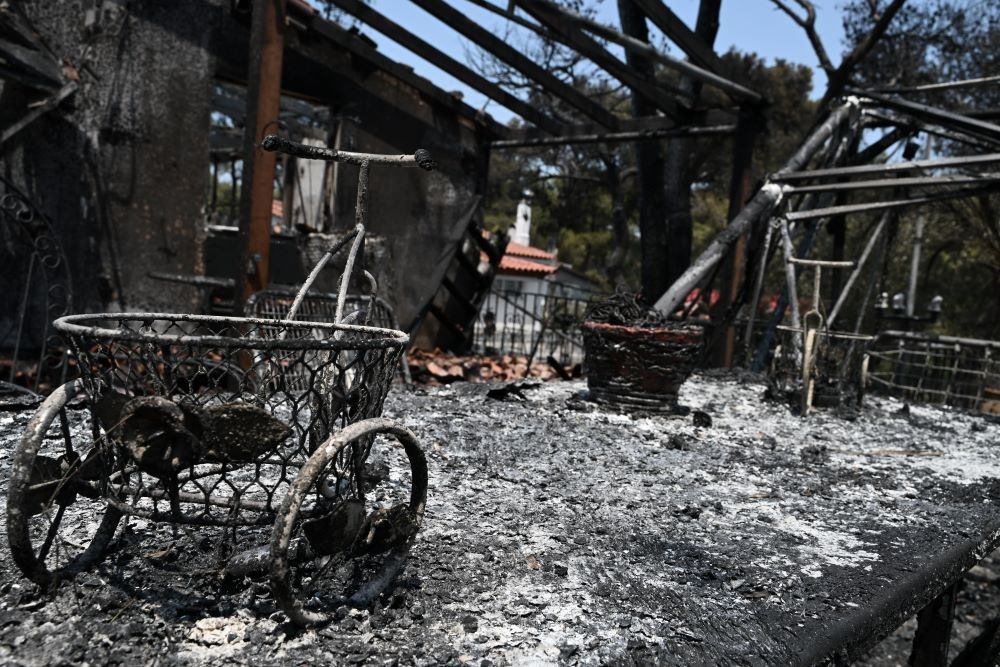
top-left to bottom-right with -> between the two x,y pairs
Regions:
345,0 -> 849,124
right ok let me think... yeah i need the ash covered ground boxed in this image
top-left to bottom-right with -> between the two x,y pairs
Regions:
1,372 -> 999,665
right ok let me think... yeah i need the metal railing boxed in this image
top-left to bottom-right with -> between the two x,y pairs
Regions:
867,330 -> 1000,412
473,289 -> 599,367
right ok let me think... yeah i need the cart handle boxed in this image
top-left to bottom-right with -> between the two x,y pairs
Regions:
261,135 -> 436,171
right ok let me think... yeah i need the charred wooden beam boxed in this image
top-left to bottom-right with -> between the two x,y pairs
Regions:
630,0 -> 725,74
329,0 -> 565,135
491,122 -> 735,148
516,0 -> 686,120
495,110 -> 733,145
306,14 -> 507,137
522,0 -> 760,104
234,0 -> 286,315
408,0 -> 620,129
653,99 -> 859,316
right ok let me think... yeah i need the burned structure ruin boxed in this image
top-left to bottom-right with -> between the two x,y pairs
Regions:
3,0 -> 1000,665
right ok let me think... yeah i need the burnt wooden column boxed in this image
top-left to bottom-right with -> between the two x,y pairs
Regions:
713,105 -> 762,366
234,0 -> 286,315
618,0 -> 669,303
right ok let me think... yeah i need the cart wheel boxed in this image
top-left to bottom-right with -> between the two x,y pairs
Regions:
270,417 -> 428,627
6,380 -> 123,589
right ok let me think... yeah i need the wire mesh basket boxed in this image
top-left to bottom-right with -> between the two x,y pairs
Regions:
54,312 -> 406,526
6,138 -> 435,626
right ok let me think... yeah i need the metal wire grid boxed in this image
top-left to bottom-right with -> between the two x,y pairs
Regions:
247,289 -> 410,383
55,313 -> 406,528
768,326 -> 871,403
867,332 -> 1000,410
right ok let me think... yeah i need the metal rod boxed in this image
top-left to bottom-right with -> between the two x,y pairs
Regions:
774,152 -> 1000,182
855,90 -> 1000,143
490,123 -> 736,148
262,135 -> 436,170
871,75 -> 1000,94
784,173 -> 1000,194
778,219 -> 801,331
826,211 -> 889,329
784,185 -> 1000,222
742,220 -> 775,363
788,258 -> 855,267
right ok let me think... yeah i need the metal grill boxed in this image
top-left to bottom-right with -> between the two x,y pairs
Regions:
867,330 -> 1000,411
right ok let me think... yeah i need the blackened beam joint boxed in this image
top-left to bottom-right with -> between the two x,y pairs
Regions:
261,135 -> 437,171
652,98 -> 860,316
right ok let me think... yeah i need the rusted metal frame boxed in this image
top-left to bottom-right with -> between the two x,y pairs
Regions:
784,185 -> 1000,222
653,98 -> 860,316
774,152 -> 1000,182
491,123 -> 735,148
234,0 -> 287,317
825,211 -> 889,330
304,16 -> 506,136
519,0 -> 760,104
516,0 -> 686,119
630,0 -> 725,74
784,173 -> 1000,194
407,0 -> 619,130
327,0 -> 564,135
854,90 -> 1000,144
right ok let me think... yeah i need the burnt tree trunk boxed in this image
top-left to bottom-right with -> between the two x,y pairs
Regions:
619,0 -> 668,303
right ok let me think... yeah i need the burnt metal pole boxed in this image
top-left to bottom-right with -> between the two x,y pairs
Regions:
234,0 -> 286,316
653,98 -> 859,316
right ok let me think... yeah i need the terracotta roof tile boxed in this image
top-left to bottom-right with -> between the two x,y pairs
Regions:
505,241 -> 555,260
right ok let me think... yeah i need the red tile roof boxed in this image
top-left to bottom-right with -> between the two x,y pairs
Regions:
505,241 -> 555,261
499,255 -> 558,276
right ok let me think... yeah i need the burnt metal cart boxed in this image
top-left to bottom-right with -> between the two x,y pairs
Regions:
5,139 -> 435,627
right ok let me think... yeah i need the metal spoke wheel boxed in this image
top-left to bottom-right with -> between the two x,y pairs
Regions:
6,380 -> 123,589
270,418 -> 427,627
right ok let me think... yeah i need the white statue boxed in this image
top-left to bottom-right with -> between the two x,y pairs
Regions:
512,189 -> 532,246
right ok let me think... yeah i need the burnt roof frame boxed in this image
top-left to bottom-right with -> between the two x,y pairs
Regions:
406,0 -> 621,130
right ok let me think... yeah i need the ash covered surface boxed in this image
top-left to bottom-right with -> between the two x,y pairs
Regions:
1,373 -> 1000,665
